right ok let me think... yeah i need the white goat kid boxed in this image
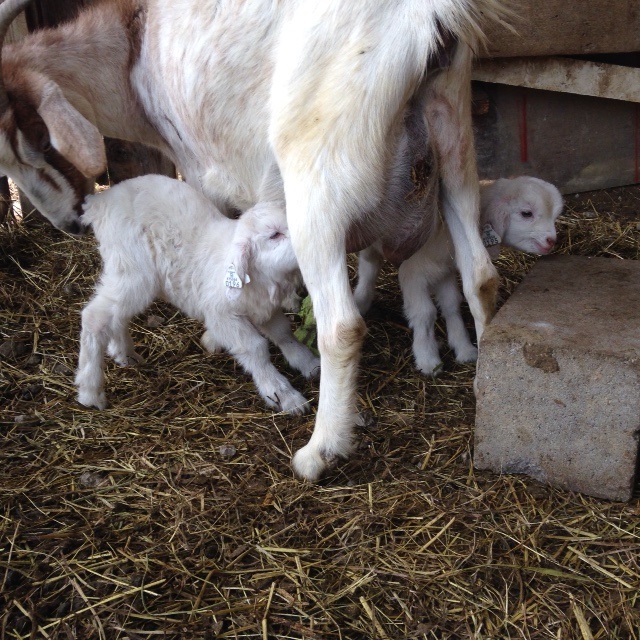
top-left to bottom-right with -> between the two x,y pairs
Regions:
354,177 -> 563,375
75,175 -> 318,414
0,0 -> 508,480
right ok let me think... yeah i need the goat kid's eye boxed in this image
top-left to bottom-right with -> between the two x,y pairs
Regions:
520,210 -> 533,219
270,231 -> 284,240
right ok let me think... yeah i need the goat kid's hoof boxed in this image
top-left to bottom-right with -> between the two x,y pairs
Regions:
303,359 -> 321,380
265,389 -> 311,416
416,360 -> 444,377
119,353 -> 144,366
455,346 -> 478,364
200,330 -> 223,354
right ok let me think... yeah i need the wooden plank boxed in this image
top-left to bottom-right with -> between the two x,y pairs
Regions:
473,58 -> 640,104
473,83 -> 640,193
480,1 -> 640,58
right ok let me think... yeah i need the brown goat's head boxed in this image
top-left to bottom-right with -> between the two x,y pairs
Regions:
0,0 -> 106,234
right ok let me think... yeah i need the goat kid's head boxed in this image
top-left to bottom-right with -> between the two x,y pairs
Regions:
485,176 -> 563,257
0,0 -> 106,234
225,202 -> 298,301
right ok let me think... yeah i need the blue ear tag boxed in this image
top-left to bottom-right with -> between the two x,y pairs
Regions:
481,223 -> 501,248
225,264 -> 250,289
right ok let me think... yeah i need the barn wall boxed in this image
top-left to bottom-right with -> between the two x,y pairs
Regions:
473,83 -> 640,193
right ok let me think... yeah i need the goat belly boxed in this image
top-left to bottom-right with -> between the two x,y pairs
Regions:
378,218 -> 436,266
346,178 -> 440,267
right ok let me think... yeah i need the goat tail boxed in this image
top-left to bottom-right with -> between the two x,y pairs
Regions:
440,0 -> 519,54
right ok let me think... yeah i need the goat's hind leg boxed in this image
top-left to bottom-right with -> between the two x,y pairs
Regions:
76,295 -> 116,409
107,322 -> 145,366
424,43 -> 499,340
76,277 -> 153,409
353,245 -> 385,315
434,271 -> 477,363
398,256 -> 443,376
271,3 -> 438,481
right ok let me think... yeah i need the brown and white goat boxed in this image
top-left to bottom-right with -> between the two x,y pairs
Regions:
0,0 -> 507,480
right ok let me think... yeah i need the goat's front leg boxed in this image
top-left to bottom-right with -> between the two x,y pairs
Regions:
424,42 -> 499,340
208,315 -> 311,415
259,310 -> 320,379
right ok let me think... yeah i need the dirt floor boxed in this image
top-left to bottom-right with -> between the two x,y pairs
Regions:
1,184 -> 639,639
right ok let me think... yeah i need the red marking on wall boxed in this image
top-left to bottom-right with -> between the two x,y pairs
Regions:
518,93 -> 528,164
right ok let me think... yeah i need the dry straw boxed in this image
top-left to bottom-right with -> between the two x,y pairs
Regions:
1,186 -> 639,639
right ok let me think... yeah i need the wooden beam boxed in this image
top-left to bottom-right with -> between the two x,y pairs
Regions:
480,0 -> 640,58
473,58 -> 640,104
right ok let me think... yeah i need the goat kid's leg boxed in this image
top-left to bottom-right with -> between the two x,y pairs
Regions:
259,310 -> 320,379
398,258 -> 443,376
200,330 -> 223,354
210,316 -> 310,415
353,245 -> 385,315
434,272 -> 477,364
424,43 -> 499,341
76,276 -> 153,408
107,321 -> 144,366
75,297 -> 115,409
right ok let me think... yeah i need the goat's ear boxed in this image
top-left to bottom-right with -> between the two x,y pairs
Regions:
224,236 -> 252,301
37,82 -> 107,178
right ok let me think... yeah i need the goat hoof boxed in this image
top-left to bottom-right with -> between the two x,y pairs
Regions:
77,390 -> 108,410
292,445 -> 330,482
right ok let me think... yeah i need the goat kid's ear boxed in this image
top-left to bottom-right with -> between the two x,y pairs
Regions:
38,82 -> 107,178
224,239 -> 252,301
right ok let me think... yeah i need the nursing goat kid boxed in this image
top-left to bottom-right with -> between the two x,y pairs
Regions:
0,0 -> 508,480
354,176 -> 564,375
75,175 -> 318,414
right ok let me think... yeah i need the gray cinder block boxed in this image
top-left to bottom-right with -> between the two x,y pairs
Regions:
474,255 -> 640,501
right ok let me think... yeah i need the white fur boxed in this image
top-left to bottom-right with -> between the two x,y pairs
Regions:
354,177 -> 564,375
75,176 -> 319,414
0,0 -> 509,480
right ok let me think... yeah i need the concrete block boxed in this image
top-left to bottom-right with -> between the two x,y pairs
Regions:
474,255 -> 640,501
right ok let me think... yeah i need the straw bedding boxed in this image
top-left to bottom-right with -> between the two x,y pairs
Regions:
1,185 -> 639,639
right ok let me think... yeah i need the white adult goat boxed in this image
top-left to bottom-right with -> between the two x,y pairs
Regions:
0,0 -> 507,480
75,175 -> 318,414
354,176 -> 564,374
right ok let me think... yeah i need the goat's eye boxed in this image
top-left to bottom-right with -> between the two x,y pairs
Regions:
521,210 -> 533,219
41,140 -> 52,156
270,231 -> 284,240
